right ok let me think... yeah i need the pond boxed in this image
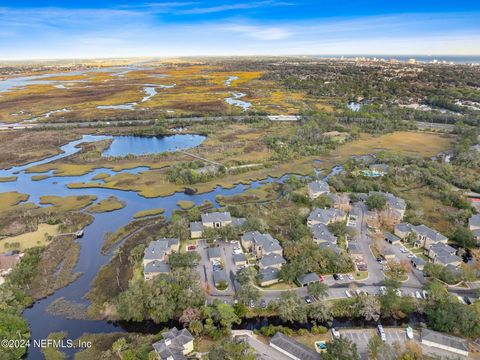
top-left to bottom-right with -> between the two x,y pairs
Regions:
102,134 -> 207,157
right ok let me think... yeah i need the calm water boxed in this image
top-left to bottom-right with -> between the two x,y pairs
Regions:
0,135 -> 292,359
102,134 -> 206,157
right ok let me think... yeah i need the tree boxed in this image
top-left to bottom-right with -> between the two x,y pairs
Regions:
277,291 -> 308,323
116,281 -> 147,321
354,295 -> 381,321
237,284 -> 260,305
365,194 -> 387,211
188,319 -> 204,337
307,301 -> 332,324
308,282 -> 329,299
450,226 -> 477,249
0,311 -> 30,360
209,303 -> 241,332
179,307 -> 202,326
111,337 -> 128,358
323,336 -> 361,360
206,338 -> 256,360
169,252 -> 200,268
236,267 -> 257,286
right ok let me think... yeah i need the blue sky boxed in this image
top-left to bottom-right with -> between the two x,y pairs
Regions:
1,1 -> 479,59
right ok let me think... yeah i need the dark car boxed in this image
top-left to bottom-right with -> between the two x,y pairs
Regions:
333,274 -> 340,280
260,300 -> 267,308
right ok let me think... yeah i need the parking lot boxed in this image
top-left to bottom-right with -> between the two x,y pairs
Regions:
339,328 -> 417,357
196,240 -> 242,295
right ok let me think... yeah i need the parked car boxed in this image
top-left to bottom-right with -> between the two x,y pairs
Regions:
415,291 -> 422,299
260,300 -> 267,308
422,290 -> 429,299
304,296 -> 313,304
249,300 -> 255,308
345,290 -> 352,298
379,286 -> 387,295
319,274 -> 325,282
333,274 -> 340,280
406,326 -> 414,340
331,328 -> 340,339
338,274 -> 344,280
348,274 -> 354,281
396,289 -> 402,297
407,253 -> 415,258
377,325 -> 386,341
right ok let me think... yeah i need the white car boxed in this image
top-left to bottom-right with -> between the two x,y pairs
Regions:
338,274 -> 344,280
422,290 -> 428,299
396,289 -> 402,297
345,290 -> 352,298
415,291 -> 422,299
377,325 -> 386,341
331,328 -> 340,339
407,253 -> 415,258
379,286 -> 387,295
348,274 -> 354,280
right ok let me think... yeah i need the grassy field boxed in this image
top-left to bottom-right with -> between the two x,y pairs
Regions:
0,191 -> 30,211
0,223 -> 60,252
0,63 -> 308,123
133,208 -> 165,218
176,200 -> 195,210
40,195 -> 97,211
87,196 -> 125,213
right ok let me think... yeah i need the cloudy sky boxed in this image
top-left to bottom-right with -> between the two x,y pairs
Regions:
1,1 -> 479,59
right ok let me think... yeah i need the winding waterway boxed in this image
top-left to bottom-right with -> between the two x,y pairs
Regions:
0,134 -> 290,359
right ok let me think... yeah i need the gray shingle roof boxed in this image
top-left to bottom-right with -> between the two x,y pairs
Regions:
259,267 -> 280,282
243,231 -> 283,254
297,272 -> 320,286
259,253 -> 286,267
385,232 -> 400,243
421,329 -> 468,352
311,223 -> 337,243
308,180 -> 329,194
414,224 -> 448,242
411,257 -> 426,266
270,332 -> 320,360
144,238 -> 179,261
318,242 -> 341,253
153,327 -> 193,360
201,211 -> 232,223
144,260 -> 170,274
395,222 -> 414,233
233,253 -> 247,263
308,208 -> 346,225
213,270 -> 227,284
207,247 -> 222,260
469,213 -> 480,228
190,221 -> 203,232
369,191 -> 406,212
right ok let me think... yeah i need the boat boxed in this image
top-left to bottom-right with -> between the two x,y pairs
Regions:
406,326 -> 413,339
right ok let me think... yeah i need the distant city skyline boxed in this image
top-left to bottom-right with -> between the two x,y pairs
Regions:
1,1 -> 480,60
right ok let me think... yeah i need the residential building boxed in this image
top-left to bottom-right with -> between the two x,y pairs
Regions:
394,223 -> 414,239
143,238 -> 179,280
202,211 -> 232,228
213,270 -> 228,287
233,253 -> 247,267
410,257 -> 426,271
384,232 -> 401,245
307,180 -> 329,199
368,191 -> 406,219
270,332 -> 320,360
207,247 -> 222,263
258,253 -> 286,269
307,208 -> 347,227
241,231 -> 283,259
469,213 -> 480,240
318,242 -> 341,254
328,192 -> 350,210
347,242 -> 362,255
259,267 -> 280,286
368,163 -> 389,176
152,327 -> 194,360
144,261 -> 171,281
297,273 -> 320,287
189,222 -> 203,239
413,225 -> 448,249
421,329 -> 468,357
427,243 -> 462,266
189,211 -> 245,238
311,223 -> 337,245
